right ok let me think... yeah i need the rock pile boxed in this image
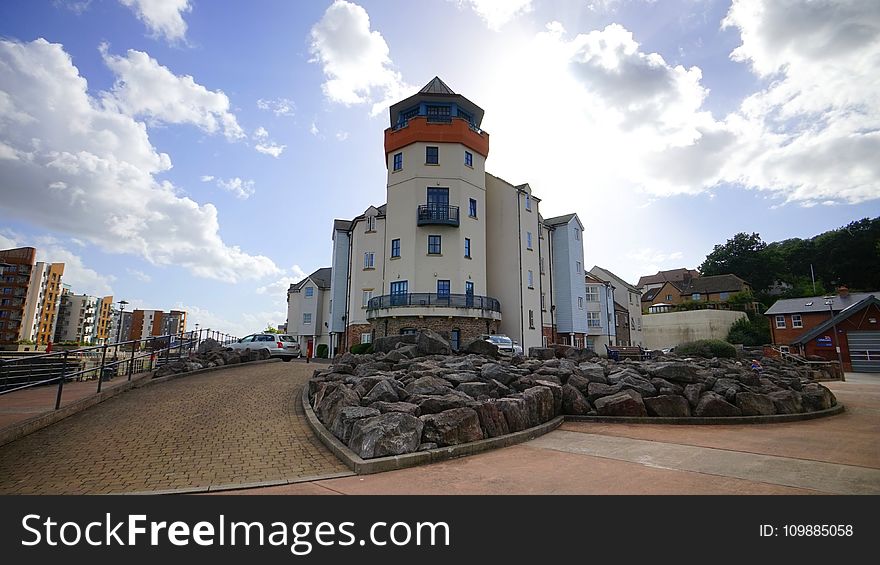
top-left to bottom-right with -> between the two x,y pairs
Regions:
308,331 -> 839,459
152,338 -> 270,378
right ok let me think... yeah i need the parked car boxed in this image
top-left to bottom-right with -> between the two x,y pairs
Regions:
479,334 -> 518,354
226,333 -> 301,361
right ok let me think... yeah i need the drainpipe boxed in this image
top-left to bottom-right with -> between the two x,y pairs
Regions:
343,227 -> 353,353
516,189 -> 525,348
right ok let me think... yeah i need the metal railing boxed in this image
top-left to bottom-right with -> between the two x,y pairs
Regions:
367,292 -> 501,313
0,328 -> 237,411
417,204 -> 460,226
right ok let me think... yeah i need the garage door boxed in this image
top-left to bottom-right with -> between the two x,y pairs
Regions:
848,331 -> 880,373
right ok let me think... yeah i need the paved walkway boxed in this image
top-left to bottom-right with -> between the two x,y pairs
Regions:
0,361 -> 349,494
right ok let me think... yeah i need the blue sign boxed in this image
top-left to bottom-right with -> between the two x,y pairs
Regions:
816,336 -> 833,347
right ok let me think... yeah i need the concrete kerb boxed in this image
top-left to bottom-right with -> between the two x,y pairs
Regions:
0,358 -> 284,448
300,385 -> 564,475
120,471 -> 357,496
565,403 -> 845,425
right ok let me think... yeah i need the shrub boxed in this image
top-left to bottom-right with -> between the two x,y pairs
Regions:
727,315 -> 771,346
316,344 -> 328,358
349,343 -> 374,354
675,339 -> 737,359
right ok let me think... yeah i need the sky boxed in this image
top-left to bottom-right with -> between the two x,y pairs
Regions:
0,0 -> 878,337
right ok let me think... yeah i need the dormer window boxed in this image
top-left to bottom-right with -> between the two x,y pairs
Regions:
366,215 -> 376,232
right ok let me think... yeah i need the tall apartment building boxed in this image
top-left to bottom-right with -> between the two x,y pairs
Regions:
128,309 -> 187,341
0,247 -> 65,346
289,78 -> 584,356
95,296 -> 114,343
54,293 -> 106,344
107,309 -> 133,344
589,266 -> 644,347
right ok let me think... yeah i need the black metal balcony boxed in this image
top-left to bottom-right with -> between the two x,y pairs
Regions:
367,293 -> 501,313
417,204 -> 460,227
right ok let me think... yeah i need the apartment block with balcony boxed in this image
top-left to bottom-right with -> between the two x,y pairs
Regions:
0,246 -> 37,345
54,293 -> 100,344
128,309 -> 188,342
20,261 -> 65,347
293,78 -> 583,355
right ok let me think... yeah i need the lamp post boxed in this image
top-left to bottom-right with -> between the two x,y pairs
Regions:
116,300 -> 128,344
823,296 -> 845,373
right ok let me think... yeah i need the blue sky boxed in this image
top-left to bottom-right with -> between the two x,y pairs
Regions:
1,0 -> 878,336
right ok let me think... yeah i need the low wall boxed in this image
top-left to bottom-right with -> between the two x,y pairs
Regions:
643,310 -> 747,350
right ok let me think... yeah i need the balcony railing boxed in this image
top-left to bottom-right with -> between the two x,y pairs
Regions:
417,204 -> 460,227
367,292 -> 501,313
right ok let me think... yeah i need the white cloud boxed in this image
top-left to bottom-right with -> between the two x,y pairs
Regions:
309,0 -> 413,116
625,248 -> 686,280
215,177 -> 255,200
199,175 -> 214,182
126,267 -> 152,282
256,265 -> 307,298
309,121 -> 320,136
0,38 -> 278,282
101,45 -> 245,140
180,303 -> 286,338
256,97 -> 295,117
335,131 -> 349,141
253,126 -> 286,157
119,0 -> 192,43
456,0 -> 533,31
61,1 -> 93,14
16,235 -> 118,297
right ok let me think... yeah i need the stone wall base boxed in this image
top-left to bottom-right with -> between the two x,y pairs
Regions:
345,324 -> 373,351
370,316 -> 499,349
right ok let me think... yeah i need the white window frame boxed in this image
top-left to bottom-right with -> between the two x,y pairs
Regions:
363,252 -> 375,269
792,314 -> 802,328
304,286 -> 314,298
775,315 -> 786,329
587,312 -> 601,328
362,289 -> 373,308
525,194 -> 531,211
691,293 -> 701,301
526,231 -> 533,250
576,261 -> 581,274
585,285 -> 600,302
303,313 -> 312,325
527,270 -> 534,288
366,215 -> 376,232
361,332 -> 372,344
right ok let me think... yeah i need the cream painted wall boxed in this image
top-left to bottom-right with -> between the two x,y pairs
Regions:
642,309 -> 747,350
347,212 -> 386,326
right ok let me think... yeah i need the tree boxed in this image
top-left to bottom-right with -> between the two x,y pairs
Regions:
699,232 -> 780,292
263,326 -> 281,334
727,316 -> 771,346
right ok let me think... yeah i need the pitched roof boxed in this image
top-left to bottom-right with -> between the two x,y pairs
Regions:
420,76 -> 455,95
543,213 -> 576,226
764,291 -> 879,315
680,274 -> 749,295
333,219 -> 352,232
291,267 -> 332,291
792,295 -> 879,345
590,266 -> 639,293
637,268 -> 700,288
641,287 -> 661,302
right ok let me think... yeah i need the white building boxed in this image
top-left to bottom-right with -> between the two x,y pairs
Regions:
290,78 -> 585,355
54,293 -> 98,344
589,266 -> 644,347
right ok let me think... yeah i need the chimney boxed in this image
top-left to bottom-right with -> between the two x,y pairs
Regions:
837,286 -> 849,298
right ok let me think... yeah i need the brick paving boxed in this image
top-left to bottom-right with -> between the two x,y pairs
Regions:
0,361 -> 349,494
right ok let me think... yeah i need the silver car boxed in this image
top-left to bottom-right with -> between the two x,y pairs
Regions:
480,334 -> 521,354
227,333 -> 301,361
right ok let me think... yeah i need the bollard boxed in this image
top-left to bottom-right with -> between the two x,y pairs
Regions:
128,339 -> 136,381
55,351 -> 69,410
97,344 -> 108,393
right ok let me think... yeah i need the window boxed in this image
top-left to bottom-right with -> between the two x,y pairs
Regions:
575,229 -> 580,241
391,238 -> 400,258
525,194 -> 531,211
691,293 -> 701,301
578,297 -> 584,309
366,215 -> 376,232
576,261 -> 581,274
390,281 -> 408,305
393,152 -> 402,171
469,198 -> 477,218
361,332 -> 372,344
426,146 -> 439,164
464,151 -> 473,167
529,310 -> 535,329
426,105 -> 451,122
792,314 -> 803,328
584,337 -> 594,350
541,293 -> 546,311
363,252 -> 375,269
428,235 -> 441,255
303,313 -> 312,325
587,312 -> 601,327
527,270 -> 534,288
305,287 -> 314,298
666,294 -> 673,301
539,257 -> 545,274
586,286 -> 599,302
362,289 -> 373,308
464,238 -> 471,258
629,293 -> 634,305
437,280 -> 450,297
526,232 -> 533,249
450,329 -> 460,351
776,315 -> 787,328
719,292 -> 730,301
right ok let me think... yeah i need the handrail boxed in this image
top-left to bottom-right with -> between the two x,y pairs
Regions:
367,292 -> 501,313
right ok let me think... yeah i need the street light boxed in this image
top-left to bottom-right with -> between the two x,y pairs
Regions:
823,296 -> 845,373
116,300 -> 128,344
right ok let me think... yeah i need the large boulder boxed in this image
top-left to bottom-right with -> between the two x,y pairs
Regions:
473,401 -> 511,438
481,363 -> 515,386
586,382 -> 624,403
644,395 -> 691,417
348,413 -> 424,459
420,408 -> 484,446
457,381 -> 498,399
528,347 -> 555,360
768,390 -> 805,414
578,363 -> 606,382
464,339 -> 499,358
406,376 -> 454,396
694,392 -> 742,417
495,397 -> 529,432
368,401 -> 421,416
683,383 -> 703,408
618,375 -> 658,398
408,392 -> 474,414
363,379 -> 403,405
648,363 -> 702,383
330,406 -> 381,444
735,392 -> 777,416
444,372 -> 481,386
523,386 -> 556,424
535,380 -> 563,414
594,390 -> 648,417
802,384 -> 836,411
566,374 -> 591,396
553,345 -> 593,363
197,338 -> 222,355
314,385 -> 361,426
372,334 -> 417,354
562,384 -> 591,415
416,329 -> 452,356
